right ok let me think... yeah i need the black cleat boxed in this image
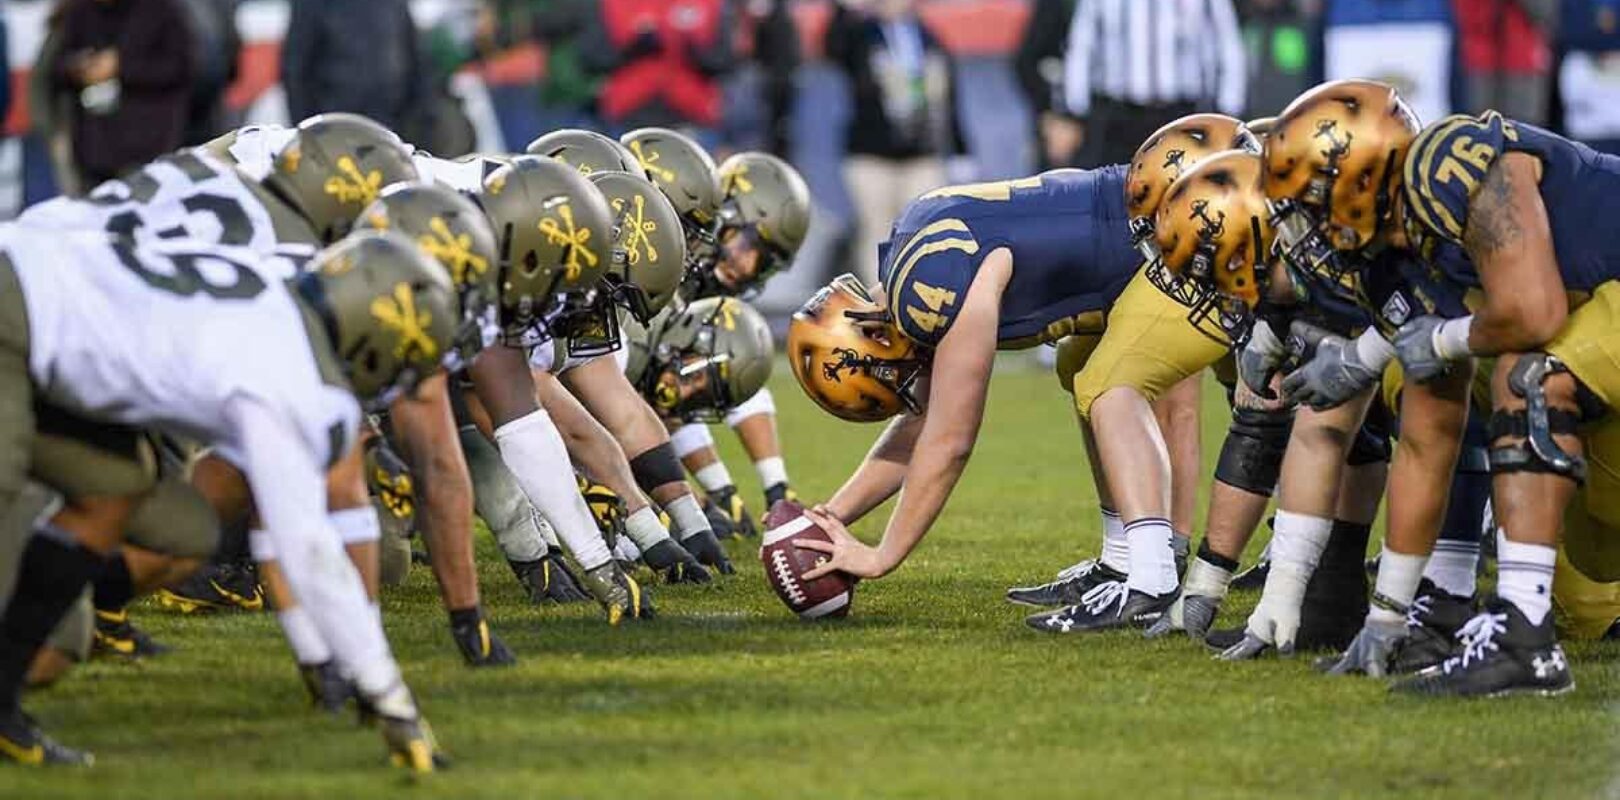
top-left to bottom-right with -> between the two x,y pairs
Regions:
679,530 -> 735,575
1391,596 -> 1574,698
0,710 -> 93,766
299,661 -> 357,714
1293,565 -> 1369,652
1229,558 -> 1270,592
764,482 -> 796,511
91,609 -> 170,659
452,616 -> 516,667
640,540 -> 712,585
709,485 -> 758,539
1203,625 -> 1248,652
508,549 -> 591,604
157,562 -> 263,614
1005,559 -> 1126,607
1389,581 -> 1475,675
1605,618 -> 1620,641
701,497 -> 736,539
1025,581 -> 1176,634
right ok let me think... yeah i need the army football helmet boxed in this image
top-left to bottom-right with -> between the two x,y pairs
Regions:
619,128 -> 723,259
625,297 -> 773,422
588,170 -> 686,323
295,230 -> 459,409
1263,79 -> 1420,285
683,152 -> 812,299
526,129 -> 642,176
267,113 -> 419,244
1153,151 -> 1276,344
355,182 -> 500,367
476,155 -> 614,344
788,274 -> 928,423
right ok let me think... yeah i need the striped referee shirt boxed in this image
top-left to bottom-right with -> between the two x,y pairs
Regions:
1062,0 -> 1247,117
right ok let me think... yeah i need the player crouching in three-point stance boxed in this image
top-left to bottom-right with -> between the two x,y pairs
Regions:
784,145 -> 1243,632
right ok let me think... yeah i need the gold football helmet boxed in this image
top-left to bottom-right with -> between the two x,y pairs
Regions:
1153,151 -> 1276,343
787,275 -> 927,423
1263,79 -> 1420,276
1126,113 -> 1260,246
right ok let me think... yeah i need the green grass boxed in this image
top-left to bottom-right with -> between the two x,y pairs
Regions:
11,362 -> 1619,799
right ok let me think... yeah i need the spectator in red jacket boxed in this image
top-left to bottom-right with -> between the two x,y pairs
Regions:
1454,0 -> 1557,124
583,0 -> 738,137
47,0 -> 194,188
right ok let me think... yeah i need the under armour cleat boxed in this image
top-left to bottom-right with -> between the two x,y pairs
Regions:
582,562 -> 656,625
0,710 -> 93,766
1025,580 -> 1176,634
1389,581 -> 1475,675
156,562 -> 263,613
640,540 -> 712,585
91,609 -> 170,659
451,615 -> 516,667
299,661 -> 356,715
1005,559 -> 1126,607
508,549 -> 591,604
1391,596 -> 1574,698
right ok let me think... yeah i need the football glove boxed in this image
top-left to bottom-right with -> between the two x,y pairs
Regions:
365,437 -> 415,523
640,539 -> 713,584
1237,319 -> 1288,398
508,548 -> 592,604
579,476 -> 626,549
1316,615 -> 1407,677
1280,322 -> 1383,411
1392,315 -> 1462,383
582,561 -> 656,624
680,528 -> 736,575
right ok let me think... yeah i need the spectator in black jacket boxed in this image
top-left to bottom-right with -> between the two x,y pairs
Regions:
47,0 -> 194,188
826,0 -> 958,284
1015,0 -> 1080,168
282,0 -> 424,131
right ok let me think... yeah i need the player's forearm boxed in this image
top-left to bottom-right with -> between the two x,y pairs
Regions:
826,414 -> 921,522
873,440 -> 975,575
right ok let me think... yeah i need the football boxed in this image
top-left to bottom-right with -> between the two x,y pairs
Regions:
760,500 -> 855,619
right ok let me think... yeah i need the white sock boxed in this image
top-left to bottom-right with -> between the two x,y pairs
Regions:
1423,539 -> 1479,598
693,462 -> 734,494
1497,536 -> 1556,625
493,409 -> 613,570
624,506 -> 674,551
276,606 -> 331,665
614,536 -> 643,563
1370,547 -> 1428,624
1270,510 -> 1333,571
1099,507 -> 1129,573
754,456 -> 789,490
668,423 -> 716,459
1124,516 -> 1177,595
1183,555 -> 1234,599
666,494 -> 713,542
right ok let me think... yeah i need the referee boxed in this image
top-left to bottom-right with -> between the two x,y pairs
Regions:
1061,0 -> 1247,167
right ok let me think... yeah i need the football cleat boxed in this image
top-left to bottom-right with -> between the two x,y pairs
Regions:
451,615 -> 516,667
640,539 -> 713,585
299,661 -> 357,715
582,561 -> 656,624
679,529 -> 735,575
91,609 -> 170,659
1605,618 -> 1620,641
1390,596 -> 1574,698
1292,561 -> 1368,652
1314,615 -> 1407,676
1229,558 -> 1270,592
156,562 -> 264,614
380,714 -> 449,773
0,711 -> 92,767
1389,581 -> 1475,675
1005,559 -> 1126,608
764,482 -> 797,511
508,549 -> 591,604
709,485 -> 758,539
1144,593 -> 1223,640
702,497 -> 736,539
1025,580 -> 1176,634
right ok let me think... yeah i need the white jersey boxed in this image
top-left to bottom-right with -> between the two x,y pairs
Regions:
18,149 -> 318,271
219,124 -> 298,182
7,227 -> 360,471
413,153 -> 507,193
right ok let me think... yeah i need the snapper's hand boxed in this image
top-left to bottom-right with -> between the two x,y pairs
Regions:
794,508 -> 885,580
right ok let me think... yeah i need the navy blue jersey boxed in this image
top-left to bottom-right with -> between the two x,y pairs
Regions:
1403,111 -> 1620,292
878,167 -> 1141,349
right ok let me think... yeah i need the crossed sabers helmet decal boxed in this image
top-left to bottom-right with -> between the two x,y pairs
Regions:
323,155 -> 384,206
612,195 -> 661,265
371,282 -> 440,361
538,202 -> 600,282
418,216 -> 490,287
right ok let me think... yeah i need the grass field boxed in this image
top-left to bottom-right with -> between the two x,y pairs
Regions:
9,362 -> 1619,800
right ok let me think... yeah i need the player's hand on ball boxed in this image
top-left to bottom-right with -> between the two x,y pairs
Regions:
794,508 -> 885,580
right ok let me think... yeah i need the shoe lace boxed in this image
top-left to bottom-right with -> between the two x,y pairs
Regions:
1403,595 -> 1433,631
1056,558 -> 1099,582
1080,580 -> 1128,617
1442,611 -> 1508,673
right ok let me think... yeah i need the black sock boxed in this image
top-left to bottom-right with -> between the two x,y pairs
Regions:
1321,520 -> 1373,573
0,528 -> 104,712
92,552 -> 135,612
1197,538 -> 1241,572
448,606 -> 482,628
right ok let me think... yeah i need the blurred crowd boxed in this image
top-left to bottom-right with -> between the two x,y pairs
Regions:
8,0 -> 1620,296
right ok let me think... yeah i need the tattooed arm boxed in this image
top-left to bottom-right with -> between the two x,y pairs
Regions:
1465,152 -> 1567,354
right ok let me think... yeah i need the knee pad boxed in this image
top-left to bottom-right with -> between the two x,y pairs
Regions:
630,442 -> 686,493
1213,406 -> 1293,495
123,477 -> 221,561
669,423 -> 716,460
1488,354 -> 1589,483
724,388 -> 776,427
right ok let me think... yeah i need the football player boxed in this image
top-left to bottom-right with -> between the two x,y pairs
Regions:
0,230 -> 454,768
623,296 -> 776,441
784,157 -> 1231,630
